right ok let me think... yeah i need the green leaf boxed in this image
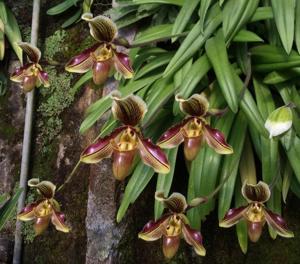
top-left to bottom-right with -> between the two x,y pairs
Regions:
233,30 -> 263,42
235,179 -> 248,254
228,67 -> 268,138
271,0 -> 296,54
205,31 -> 239,112
199,0 -> 213,32
171,0 -> 199,42
142,78 -> 174,126
250,7 -> 273,22
61,8 -> 82,28
239,136 -> 257,185
251,45 -> 300,72
218,111 -> 247,220
0,188 -> 23,231
188,111 -> 235,228
117,162 -> 155,222
163,3 -> 222,76
173,55 -> 211,113
0,28 -> 4,60
253,78 -> 281,239
70,71 -> 92,96
263,68 -> 300,84
282,162 -> 292,203
132,0 -> 184,5
134,52 -> 174,80
0,2 -> 22,63
222,0 -> 259,42
154,147 -> 178,220
47,0 -> 79,15
295,1 -> 300,54
133,24 -> 173,45
281,129 -> 300,184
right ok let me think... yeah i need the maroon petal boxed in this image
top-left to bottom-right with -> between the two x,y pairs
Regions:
17,202 -> 38,221
182,224 -> 206,256
163,236 -> 181,259
219,206 -> 248,227
264,209 -> 294,238
247,221 -> 264,242
138,137 -> 170,174
183,135 -> 202,161
23,75 -> 37,92
51,211 -> 70,233
34,215 -> 51,235
80,127 -> 125,163
138,215 -> 170,241
157,122 -> 185,149
10,64 -> 32,83
65,44 -> 99,73
38,70 -> 50,87
92,60 -> 112,85
112,149 -> 136,180
203,124 -> 233,154
113,51 -> 133,79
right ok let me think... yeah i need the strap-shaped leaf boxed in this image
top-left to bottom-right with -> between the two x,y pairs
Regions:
222,0 -> 259,42
154,147 -> 178,220
271,0 -> 296,54
205,31 -> 238,113
47,0 -> 80,15
234,179 -> 248,254
163,3 -> 222,77
117,162 -> 155,222
133,24 -> 173,45
199,0 -> 213,32
0,188 -> 23,231
187,111 -> 235,229
133,0 -> 184,5
218,111 -> 247,220
0,2 -> 22,63
171,0 -> 199,42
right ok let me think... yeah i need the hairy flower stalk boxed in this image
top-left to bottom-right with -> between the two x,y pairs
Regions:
80,92 -> 170,180
65,13 -> 133,85
139,192 -> 206,259
17,179 -> 70,235
219,181 -> 294,242
10,42 -> 49,92
157,93 -> 233,161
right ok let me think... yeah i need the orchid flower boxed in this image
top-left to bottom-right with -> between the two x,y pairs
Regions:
10,42 -> 49,92
220,181 -> 294,242
80,92 -> 170,180
139,192 -> 206,259
157,93 -> 233,161
17,179 -> 70,235
65,13 -> 133,85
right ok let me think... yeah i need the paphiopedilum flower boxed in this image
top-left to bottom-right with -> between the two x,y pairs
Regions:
17,178 -> 70,235
157,93 -> 233,161
65,13 -> 133,85
80,92 -> 170,180
10,42 -> 50,92
219,181 -> 294,242
139,192 -> 206,259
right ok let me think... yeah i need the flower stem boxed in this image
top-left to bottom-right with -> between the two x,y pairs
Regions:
57,160 -> 81,192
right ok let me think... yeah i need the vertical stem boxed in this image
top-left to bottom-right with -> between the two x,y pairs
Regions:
13,1 -> 40,263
